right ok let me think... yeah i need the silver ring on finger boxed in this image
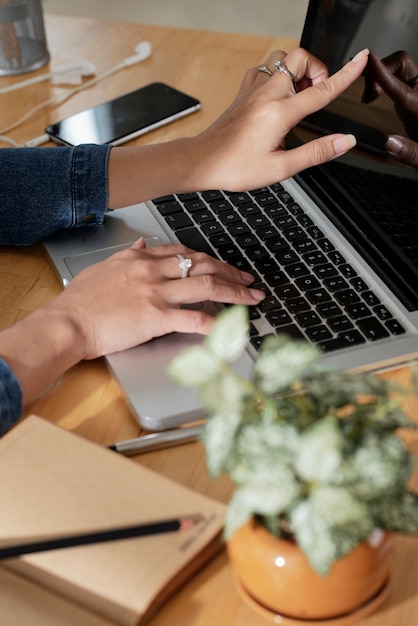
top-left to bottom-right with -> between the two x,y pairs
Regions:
257,64 -> 273,77
176,254 -> 193,279
274,60 -> 298,92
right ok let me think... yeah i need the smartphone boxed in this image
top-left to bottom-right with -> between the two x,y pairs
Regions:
299,109 -> 388,157
45,82 -> 201,146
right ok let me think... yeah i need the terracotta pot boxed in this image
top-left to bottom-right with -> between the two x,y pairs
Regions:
227,518 -> 395,622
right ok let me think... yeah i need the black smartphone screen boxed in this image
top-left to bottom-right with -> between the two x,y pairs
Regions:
45,82 -> 201,146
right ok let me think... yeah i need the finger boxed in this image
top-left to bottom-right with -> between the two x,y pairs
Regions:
239,49 -> 287,92
379,50 -> 418,84
273,133 -> 357,180
130,237 -> 146,250
167,252 -> 255,285
269,48 -> 369,129
385,134 -> 418,167
281,47 -> 329,90
363,52 -> 414,105
163,274 -> 265,306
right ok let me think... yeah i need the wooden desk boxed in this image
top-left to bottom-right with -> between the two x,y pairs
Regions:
0,15 -> 417,626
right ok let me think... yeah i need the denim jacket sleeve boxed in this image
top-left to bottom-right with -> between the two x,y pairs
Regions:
0,144 -> 112,245
0,358 -> 23,436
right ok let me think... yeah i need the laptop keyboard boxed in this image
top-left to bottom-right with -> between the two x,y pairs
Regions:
152,181 -> 406,354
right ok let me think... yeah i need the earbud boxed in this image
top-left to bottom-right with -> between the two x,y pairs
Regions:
124,41 -> 152,66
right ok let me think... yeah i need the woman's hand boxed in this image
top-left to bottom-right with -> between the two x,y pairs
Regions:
108,47 -> 369,207
49,239 -> 264,360
184,47 -> 369,192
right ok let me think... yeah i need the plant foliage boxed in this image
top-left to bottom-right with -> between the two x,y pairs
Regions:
169,305 -> 418,575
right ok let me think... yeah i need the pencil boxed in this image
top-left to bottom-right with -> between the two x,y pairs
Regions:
0,514 -> 204,560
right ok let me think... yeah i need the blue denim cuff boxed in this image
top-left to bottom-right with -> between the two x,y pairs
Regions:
0,358 -> 23,436
0,144 -> 112,245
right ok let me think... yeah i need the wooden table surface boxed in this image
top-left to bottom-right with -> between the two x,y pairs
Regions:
0,14 -> 417,626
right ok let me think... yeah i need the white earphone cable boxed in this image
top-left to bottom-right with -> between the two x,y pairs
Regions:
0,62 -> 125,142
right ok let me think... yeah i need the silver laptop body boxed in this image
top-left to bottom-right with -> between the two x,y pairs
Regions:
42,151 -> 418,431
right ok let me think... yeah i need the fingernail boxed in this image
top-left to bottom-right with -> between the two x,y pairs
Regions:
241,271 -> 255,284
249,288 -> 265,301
385,134 -> 403,154
350,48 -> 369,63
332,133 -> 357,156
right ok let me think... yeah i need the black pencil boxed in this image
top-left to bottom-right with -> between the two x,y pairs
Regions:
0,515 -> 203,560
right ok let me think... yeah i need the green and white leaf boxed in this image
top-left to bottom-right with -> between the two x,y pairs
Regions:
234,421 -> 299,466
202,412 -> 241,477
310,486 -> 371,529
372,491 -> 418,534
349,434 -> 412,500
224,480 -> 299,539
295,416 -> 344,483
290,500 -> 339,576
168,345 -> 220,387
205,305 -> 249,362
198,371 -> 249,417
255,335 -> 319,394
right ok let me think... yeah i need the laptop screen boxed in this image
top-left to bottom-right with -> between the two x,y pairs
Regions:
299,0 -> 418,150
300,0 -> 418,75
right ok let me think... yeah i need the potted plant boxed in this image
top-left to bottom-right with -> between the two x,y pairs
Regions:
169,305 -> 418,623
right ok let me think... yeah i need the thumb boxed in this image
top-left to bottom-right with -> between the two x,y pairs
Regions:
131,237 -> 146,250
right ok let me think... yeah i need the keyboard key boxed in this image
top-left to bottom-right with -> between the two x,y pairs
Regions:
345,302 -> 370,319
335,289 -> 361,306
350,277 -> 369,292
165,213 -> 193,230
175,227 -> 216,257
328,250 -> 346,265
201,190 -> 224,202
295,311 -> 322,328
306,325 -> 333,342
266,309 -> 292,327
313,263 -> 339,279
323,276 -> 349,292
373,304 -> 392,321
258,296 -> 281,312
339,264 -> 357,279
275,249 -> 300,265
318,330 -> 365,352
295,276 -> 321,291
385,319 -> 406,335
286,262 -> 310,278
316,302 -> 343,319
293,238 -> 318,253
155,200 -> 183,215
303,251 -> 327,266
362,290 -> 381,307
274,323 -> 305,340
328,315 -> 353,332
317,238 -> 335,252
306,288 -> 331,305
284,297 -> 310,314
275,284 -> 301,300
202,222 -> 224,236
356,317 -> 390,341
264,270 -> 289,288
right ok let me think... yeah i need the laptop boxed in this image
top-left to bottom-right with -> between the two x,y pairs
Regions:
42,6 -> 418,432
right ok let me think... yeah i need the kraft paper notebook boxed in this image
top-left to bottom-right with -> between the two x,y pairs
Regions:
0,416 -> 226,625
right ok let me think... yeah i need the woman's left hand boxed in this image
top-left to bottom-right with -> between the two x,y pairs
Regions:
186,46 -> 368,192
